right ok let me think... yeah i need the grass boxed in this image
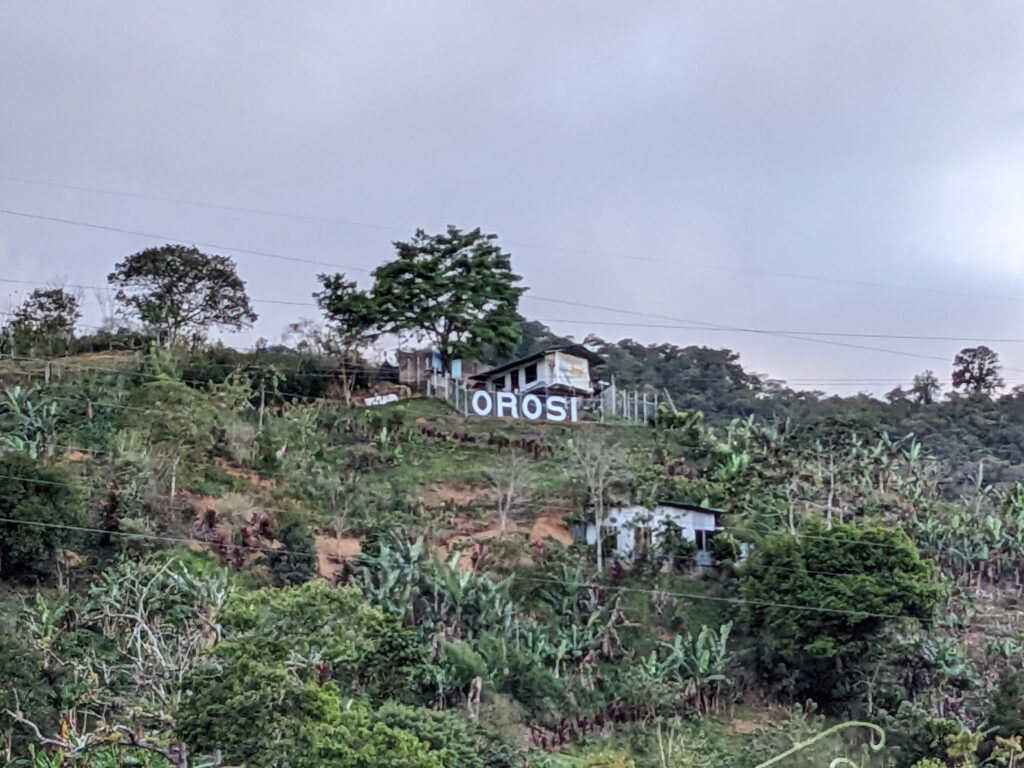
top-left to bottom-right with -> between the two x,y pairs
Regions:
372,396 -> 644,500
0,350 -> 137,382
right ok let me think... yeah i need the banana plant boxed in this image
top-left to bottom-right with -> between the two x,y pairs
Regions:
659,622 -> 735,714
1,384 -> 59,458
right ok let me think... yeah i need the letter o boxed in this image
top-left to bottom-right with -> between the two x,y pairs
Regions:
471,390 -> 493,417
521,394 -> 543,420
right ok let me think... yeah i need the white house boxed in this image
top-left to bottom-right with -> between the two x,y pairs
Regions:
470,345 -> 604,396
578,502 -> 726,566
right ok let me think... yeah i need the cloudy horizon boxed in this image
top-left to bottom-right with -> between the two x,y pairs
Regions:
3,2 -> 1024,395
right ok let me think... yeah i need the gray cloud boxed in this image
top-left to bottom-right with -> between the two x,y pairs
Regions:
2,1 -> 1024,393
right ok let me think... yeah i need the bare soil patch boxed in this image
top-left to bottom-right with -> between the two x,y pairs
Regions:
529,516 -> 573,546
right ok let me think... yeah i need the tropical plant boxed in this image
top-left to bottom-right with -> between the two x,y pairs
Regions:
0,385 -> 59,459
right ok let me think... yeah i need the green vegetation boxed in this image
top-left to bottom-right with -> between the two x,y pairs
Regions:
6,245 -> 1024,766
369,226 -> 525,374
0,454 -> 83,580
0,287 -> 80,359
108,244 -> 258,347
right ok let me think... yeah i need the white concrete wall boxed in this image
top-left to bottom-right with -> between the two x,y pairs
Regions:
583,505 -> 721,562
484,352 -> 593,394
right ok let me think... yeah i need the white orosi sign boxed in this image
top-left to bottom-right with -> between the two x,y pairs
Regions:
470,391 -> 580,422
365,393 -> 400,407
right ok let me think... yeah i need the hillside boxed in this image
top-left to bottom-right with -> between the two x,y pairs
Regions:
3,346 -> 1024,767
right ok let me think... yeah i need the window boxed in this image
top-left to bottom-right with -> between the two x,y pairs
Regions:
524,362 -> 538,384
695,530 -> 719,550
634,526 -> 652,555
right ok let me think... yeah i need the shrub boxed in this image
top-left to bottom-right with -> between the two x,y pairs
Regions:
374,702 -> 516,768
740,523 -> 944,706
0,454 -> 84,580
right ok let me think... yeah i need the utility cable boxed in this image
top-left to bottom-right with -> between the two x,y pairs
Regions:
3,172 -> 1023,306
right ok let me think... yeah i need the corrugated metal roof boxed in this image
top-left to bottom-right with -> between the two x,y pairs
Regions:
470,344 -> 604,380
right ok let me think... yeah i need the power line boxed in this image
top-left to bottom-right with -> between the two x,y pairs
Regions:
0,173 -> 401,234
10,356 -> 1024,426
537,318 -> 1024,344
526,295 -> 1024,373
3,171 -> 1023,306
0,276 -> 317,309
2,272 -> 1022,362
11,350 -> 1010,388
0,510 -> 941,622
0,208 -> 371,273
2,203 -> 1023,373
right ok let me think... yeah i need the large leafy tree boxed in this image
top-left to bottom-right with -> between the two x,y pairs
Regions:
952,345 -> 1003,396
371,226 -> 524,374
107,244 -> 257,347
740,523 -> 943,704
313,272 -> 382,403
2,287 -> 80,358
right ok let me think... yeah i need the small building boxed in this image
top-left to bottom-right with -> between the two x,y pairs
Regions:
469,344 -> 604,396
395,348 -> 485,392
577,502 -> 725,567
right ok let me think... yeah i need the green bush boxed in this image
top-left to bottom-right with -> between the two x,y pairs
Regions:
988,668 -> 1024,738
709,531 -> 741,563
740,523 -> 944,706
264,501 -> 317,586
373,702 -> 516,768
0,630 -> 60,754
0,454 -> 84,580
178,665 -> 444,768
181,581 -> 429,707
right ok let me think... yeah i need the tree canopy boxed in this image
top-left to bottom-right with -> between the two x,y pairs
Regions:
952,345 -> 1003,396
2,287 -> 80,358
370,226 -> 524,373
313,272 -> 383,403
740,523 -> 943,703
176,581 -> 437,765
108,244 -> 257,347
910,370 -> 942,404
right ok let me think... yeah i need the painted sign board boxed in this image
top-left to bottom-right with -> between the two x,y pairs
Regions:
552,351 -> 592,392
365,393 -> 399,407
470,391 -> 580,422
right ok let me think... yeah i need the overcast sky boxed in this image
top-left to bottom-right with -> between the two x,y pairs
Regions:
2,2 -> 1024,395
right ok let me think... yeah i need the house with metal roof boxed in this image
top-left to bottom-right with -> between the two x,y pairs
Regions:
576,501 -> 726,566
469,344 -> 604,396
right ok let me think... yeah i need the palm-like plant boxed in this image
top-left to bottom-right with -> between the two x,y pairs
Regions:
658,622 -> 735,715
1,384 -> 59,458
